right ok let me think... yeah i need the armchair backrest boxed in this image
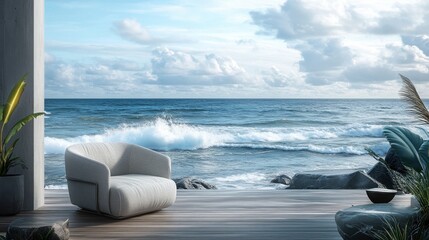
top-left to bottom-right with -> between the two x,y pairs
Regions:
66,142 -> 131,176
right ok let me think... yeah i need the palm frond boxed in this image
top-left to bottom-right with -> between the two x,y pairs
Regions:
399,167 -> 429,214
399,74 -> 429,125
372,217 -> 410,240
2,74 -> 27,124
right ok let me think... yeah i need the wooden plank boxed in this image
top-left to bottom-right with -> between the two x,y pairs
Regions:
0,190 -> 413,239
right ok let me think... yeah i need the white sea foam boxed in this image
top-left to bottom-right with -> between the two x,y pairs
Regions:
340,124 -> 384,137
211,172 -> 273,189
45,118 -> 230,154
44,118 -> 388,155
214,172 -> 268,182
45,184 -> 67,189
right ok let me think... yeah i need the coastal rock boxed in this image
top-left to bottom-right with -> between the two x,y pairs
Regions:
7,218 -> 70,240
270,174 -> 291,185
174,177 -> 217,190
288,170 -> 384,189
367,162 -> 395,189
335,204 -> 419,240
385,148 -> 407,174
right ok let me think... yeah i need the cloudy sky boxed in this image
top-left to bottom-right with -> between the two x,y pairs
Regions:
45,0 -> 429,98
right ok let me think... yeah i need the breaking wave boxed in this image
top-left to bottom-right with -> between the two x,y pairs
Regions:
45,117 -> 387,155
220,144 -> 368,155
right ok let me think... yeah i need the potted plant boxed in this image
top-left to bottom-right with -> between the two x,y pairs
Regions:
0,74 -> 44,215
368,75 -> 429,239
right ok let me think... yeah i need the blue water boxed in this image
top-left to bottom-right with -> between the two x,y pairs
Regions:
44,99 -> 427,189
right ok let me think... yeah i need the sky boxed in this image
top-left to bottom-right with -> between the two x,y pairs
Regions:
45,0 -> 429,98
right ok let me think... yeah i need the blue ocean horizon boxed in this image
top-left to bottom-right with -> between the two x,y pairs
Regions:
44,98 -> 428,189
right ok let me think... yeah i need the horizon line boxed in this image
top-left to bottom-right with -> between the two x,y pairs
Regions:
44,97 -> 417,100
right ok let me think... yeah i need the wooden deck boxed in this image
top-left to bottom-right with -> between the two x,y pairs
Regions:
0,189 -> 413,239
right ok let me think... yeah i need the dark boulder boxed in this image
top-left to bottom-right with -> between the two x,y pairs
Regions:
367,162 -> 395,189
270,174 -> 291,185
174,177 -> 217,190
288,170 -> 384,189
7,218 -> 70,240
385,148 -> 407,174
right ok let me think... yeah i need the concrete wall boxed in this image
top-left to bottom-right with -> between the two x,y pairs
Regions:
0,0 -> 44,210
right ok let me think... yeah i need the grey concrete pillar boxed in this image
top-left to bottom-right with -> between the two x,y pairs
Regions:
0,0 -> 44,210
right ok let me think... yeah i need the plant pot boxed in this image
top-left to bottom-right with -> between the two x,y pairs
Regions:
0,174 -> 24,215
366,188 -> 397,203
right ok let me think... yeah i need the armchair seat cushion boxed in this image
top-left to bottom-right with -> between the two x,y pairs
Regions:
109,174 -> 177,218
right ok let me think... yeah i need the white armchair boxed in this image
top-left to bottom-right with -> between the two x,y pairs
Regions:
65,142 -> 176,219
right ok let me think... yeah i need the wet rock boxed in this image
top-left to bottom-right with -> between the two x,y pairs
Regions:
367,162 -> 395,189
288,170 -> 384,189
385,148 -> 407,174
173,177 -> 217,190
7,218 -> 69,240
270,174 -> 291,185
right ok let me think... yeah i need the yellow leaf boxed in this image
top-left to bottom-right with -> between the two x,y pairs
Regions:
2,74 -> 27,124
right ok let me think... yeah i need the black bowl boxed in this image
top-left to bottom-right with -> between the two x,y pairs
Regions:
366,188 -> 397,203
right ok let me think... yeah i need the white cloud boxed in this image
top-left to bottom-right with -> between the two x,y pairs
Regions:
45,48 -> 256,98
384,44 -> 429,66
151,47 -> 248,85
251,0 -> 350,40
45,56 -> 152,97
341,42 -> 429,84
46,0 -> 429,98
133,71 -> 158,83
262,66 -> 302,87
291,38 -> 353,85
296,38 -> 429,86
111,19 -> 192,47
298,38 -> 353,72
384,43 -> 429,83
305,72 -> 340,86
401,35 -> 429,56
251,0 -> 429,40
250,1 -> 429,87
365,3 -> 428,35
45,61 -> 82,89
112,19 -> 154,45
342,64 -> 396,84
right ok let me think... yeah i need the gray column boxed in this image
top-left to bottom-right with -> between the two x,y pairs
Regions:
0,0 -> 45,210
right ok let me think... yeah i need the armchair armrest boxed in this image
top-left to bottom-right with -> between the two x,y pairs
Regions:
65,148 -> 111,214
127,144 -> 171,178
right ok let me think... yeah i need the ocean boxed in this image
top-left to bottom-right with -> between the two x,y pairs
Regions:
44,99 -> 427,189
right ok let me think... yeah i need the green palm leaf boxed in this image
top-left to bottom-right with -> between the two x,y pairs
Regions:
0,105 -> 4,122
419,141 -> 429,171
0,74 -> 43,175
4,112 -> 44,145
3,138 -> 19,164
2,74 -> 27,124
2,157 -> 19,175
383,126 -> 423,172
0,157 -> 18,175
